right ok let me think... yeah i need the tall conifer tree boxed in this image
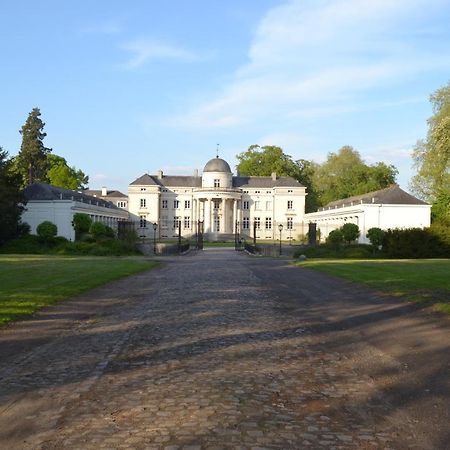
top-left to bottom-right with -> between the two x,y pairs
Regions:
16,107 -> 51,187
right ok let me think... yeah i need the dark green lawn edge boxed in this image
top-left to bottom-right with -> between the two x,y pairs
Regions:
294,259 -> 450,315
0,256 -> 160,325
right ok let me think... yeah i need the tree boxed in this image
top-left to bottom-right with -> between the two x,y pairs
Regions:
72,213 -> 92,240
236,145 -> 300,177
367,227 -> 385,248
0,148 -> 26,244
47,154 -> 89,190
312,146 -> 398,206
410,81 -> 450,222
295,159 -> 320,213
16,108 -> 52,187
326,229 -> 344,247
341,223 -> 360,244
36,221 -> 57,242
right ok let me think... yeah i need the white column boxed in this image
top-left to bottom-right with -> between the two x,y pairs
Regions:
222,199 -> 227,233
205,199 -> 212,233
233,199 -> 237,232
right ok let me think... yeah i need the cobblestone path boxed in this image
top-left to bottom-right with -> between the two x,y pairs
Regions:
0,249 -> 449,449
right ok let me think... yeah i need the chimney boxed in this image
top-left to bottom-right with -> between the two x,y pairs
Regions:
193,169 -> 198,177
271,172 -> 277,181
101,186 -> 107,196
157,170 -> 163,180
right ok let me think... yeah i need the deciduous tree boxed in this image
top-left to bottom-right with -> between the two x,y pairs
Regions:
47,154 -> 89,190
0,148 -> 25,244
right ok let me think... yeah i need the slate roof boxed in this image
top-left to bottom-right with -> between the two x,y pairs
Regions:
233,176 -> 303,188
130,173 -> 303,189
85,189 -> 128,198
24,182 -> 121,209
321,185 -> 428,210
203,157 -> 232,173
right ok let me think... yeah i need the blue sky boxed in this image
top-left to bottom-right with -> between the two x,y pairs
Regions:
1,0 -> 449,194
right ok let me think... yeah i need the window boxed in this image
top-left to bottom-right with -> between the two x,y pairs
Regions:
214,179 -> 220,188
185,200 -> 191,209
173,216 -> 181,229
213,199 -> 220,209
139,215 -> 146,228
174,200 -> 179,209
243,200 -> 249,210
255,190 -> 260,194
162,200 -> 168,209
254,217 -> 261,229
140,198 -> 146,208
214,216 -> 220,232
117,201 -> 126,208
287,217 -> 293,230
266,201 -> 272,211
288,189 -> 293,193
161,216 -> 168,228
287,200 -> 293,210
140,188 -> 146,191
266,190 -> 271,194
184,216 -> 191,229
243,190 -> 249,194
243,217 -> 250,229
254,201 -> 261,210
265,217 -> 272,230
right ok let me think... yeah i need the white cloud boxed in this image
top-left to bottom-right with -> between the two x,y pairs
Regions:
120,39 -> 202,69
172,0 -> 450,129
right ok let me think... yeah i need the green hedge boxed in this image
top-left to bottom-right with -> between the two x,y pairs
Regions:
383,226 -> 450,258
293,244 -> 373,259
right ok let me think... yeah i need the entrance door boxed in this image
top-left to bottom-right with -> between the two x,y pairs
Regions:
214,216 -> 220,232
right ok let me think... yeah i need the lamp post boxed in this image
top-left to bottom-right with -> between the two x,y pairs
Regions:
278,223 -> 283,256
152,222 -> 157,254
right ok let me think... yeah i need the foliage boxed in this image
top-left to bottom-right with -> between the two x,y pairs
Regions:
15,108 -> 52,187
312,146 -> 398,205
0,255 -> 158,324
382,228 -> 450,258
341,223 -> 360,244
366,227 -> 385,247
72,213 -> 92,240
295,159 -> 320,212
0,148 -> 26,244
36,221 -> 58,241
326,229 -> 344,247
293,244 -> 373,259
46,154 -> 89,190
410,82 -> 450,222
431,191 -> 450,225
90,222 -> 115,241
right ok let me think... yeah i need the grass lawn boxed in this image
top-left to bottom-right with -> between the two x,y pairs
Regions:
295,259 -> 450,314
0,255 -> 159,325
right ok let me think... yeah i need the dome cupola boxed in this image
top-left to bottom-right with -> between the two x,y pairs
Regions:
203,157 -> 232,173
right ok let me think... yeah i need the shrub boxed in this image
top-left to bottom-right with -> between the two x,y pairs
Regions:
382,227 -> 450,258
72,213 -> 92,240
90,222 -> 115,241
327,229 -> 344,247
36,221 -> 57,242
367,227 -> 385,248
341,223 -> 360,244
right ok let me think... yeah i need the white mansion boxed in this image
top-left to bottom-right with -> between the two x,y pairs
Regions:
128,157 -> 307,241
20,156 -> 431,244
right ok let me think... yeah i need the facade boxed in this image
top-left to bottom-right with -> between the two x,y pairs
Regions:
305,185 -> 431,244
85,187 -> 129,210
128,157 -> 307,241
22,183 -> 129,241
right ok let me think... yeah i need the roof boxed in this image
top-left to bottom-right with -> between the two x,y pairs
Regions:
203,157 -> 232,173
322,185 -> 429,210
85,189 -> 128,198
23,182 -> 121,209
130,174 -> 202,187
233,176 -> 304,188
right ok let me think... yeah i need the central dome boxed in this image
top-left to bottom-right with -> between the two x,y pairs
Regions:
203,157 -> 232,173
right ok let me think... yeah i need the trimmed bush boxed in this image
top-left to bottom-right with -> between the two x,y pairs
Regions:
90,222 -> 115,241
37,221 -> 57,242
367,227 -> 385,248
326,229 -> 344,247
341,223 -> 360,244
72,213 -> 92,241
